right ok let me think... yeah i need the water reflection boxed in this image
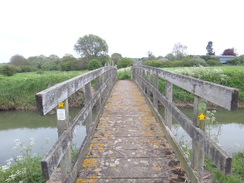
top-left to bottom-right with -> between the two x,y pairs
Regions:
0,109 -> 86,165
170,107 -> 244,154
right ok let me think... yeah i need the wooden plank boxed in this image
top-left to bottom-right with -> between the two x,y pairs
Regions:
134,72 -> 232,175
36,67 -> 116,115
134,66 -> 239,111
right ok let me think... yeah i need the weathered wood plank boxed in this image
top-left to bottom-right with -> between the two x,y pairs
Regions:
134,65 -> 239,111
36,67 -> 116,115
134,72 -> 232,175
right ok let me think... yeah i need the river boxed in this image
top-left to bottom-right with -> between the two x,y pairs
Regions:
0,108 -> 243,165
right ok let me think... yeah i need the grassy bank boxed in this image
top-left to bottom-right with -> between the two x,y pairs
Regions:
205,152 -> 244,183
0,71 -> 87,110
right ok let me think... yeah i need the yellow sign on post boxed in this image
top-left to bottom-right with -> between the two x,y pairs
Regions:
198,113 -> 205,121
58,101 -> 65,108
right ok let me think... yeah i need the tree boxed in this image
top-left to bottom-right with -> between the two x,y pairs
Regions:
10,54 -> 28,66
172,43 -> 187,56
206,41 -> 215,55
88,59 -> 102,70
222,48 -> 237,56
147,51 -> 156,60
111,53 -> 122,65
165,53 -> 176,61
117,58 -> 132,69
74,34 -> 108,60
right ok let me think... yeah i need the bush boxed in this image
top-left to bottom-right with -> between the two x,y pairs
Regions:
182,56 -> 207,66
117,58 -> 132,69
226,55 -> 244,65
0,138 -> 45,183
118,69 -> 131,80
36,69 -> 44,75
162,60 -> 184,67
19,65 -> 37,72
0,65 -> 18,76
88,59 -> 102,70
206,59 -> 222,66
143,60 -> 163,67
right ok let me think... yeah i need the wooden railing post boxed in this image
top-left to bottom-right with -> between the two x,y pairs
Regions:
192,96 -> 207,182
146,71 -> 151,99
56,99 -> 71,182
153,73 -> 159,110
165,80 -> 173,129
95,76 -> 101,114
85,83 -> 93,134
139,68 -> 143,88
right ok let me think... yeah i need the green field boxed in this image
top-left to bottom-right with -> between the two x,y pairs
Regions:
0,71 -> 87,110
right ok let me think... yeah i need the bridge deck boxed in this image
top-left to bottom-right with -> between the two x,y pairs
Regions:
76,80 -> 186,183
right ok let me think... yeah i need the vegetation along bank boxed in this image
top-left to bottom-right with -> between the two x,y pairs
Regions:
0,71 -> 87,110
0,65 -> 243,111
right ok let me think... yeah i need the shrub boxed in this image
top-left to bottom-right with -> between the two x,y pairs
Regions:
88,59 -> 102,70
0,138 -> 45,183
61,61 -> 72,71
206,59 -> 222,66
0,65 -> 18,76
182,56 -> 207,66
19,65 -> 37,72
144,60 -> 163,67
117,58 -> 132,69
226,55 -> 244,65
118,69 -> 131,80
36,69 -> 44,75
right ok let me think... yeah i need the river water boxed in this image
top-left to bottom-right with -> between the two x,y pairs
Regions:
0,108 -> 243,165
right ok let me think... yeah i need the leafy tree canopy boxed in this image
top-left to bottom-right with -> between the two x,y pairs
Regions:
10,54 -> 28,66
111,53 -> 122,65
74,34 -> 108,59
206,41 -> 215,55
222,48 -> 237,56
88,59 -> 102,70
117,58 -> 132,69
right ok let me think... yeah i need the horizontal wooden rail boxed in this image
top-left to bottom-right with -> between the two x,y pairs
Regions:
131,65 -> 239,182
134,65 -> 238,111
36,66 -> 115,115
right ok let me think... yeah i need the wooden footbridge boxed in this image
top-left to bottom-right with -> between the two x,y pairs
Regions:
36,64 -> 238,183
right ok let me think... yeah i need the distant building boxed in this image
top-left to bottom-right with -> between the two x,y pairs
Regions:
213,55 -> 237,64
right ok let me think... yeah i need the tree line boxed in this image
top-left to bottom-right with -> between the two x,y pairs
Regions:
0,34 -> 134,76
0,35 -> 243,76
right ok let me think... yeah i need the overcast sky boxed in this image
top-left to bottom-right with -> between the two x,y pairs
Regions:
0,0 -> 243,63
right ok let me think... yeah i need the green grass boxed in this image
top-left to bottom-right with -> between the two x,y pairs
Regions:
0,71 -> 87,110
117,68 -> 131,80
205,152 -> 244,183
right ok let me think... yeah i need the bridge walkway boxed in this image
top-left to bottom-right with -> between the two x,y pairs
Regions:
76,80 -> 186,183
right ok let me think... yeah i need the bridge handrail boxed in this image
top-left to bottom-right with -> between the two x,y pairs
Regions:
131,65 -> 239,182
35,66 -> 117,182
134,65 -> 238,111
36,66 -> 116,115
